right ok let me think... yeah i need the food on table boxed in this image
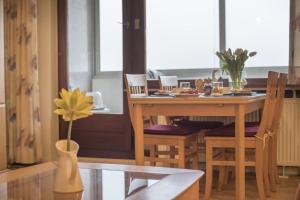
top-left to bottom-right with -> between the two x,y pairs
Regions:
195,79 -> 204,92
171,88 -> 200,95
204,84 -> 213,96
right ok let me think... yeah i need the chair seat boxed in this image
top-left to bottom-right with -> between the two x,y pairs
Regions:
174,119 -> 224,130
225,121 -> 260,127
144,125 -> 196,136
205,124 -> 259,137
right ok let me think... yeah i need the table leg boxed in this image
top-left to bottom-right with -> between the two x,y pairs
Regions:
134,104 -> 144,165
235,105 -> 245,200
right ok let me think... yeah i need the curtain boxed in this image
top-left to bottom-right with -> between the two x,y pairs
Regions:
4,0 -> 42,164
289,0 -> 300,84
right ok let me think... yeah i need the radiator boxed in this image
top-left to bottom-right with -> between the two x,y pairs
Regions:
277,99 -> 300,167
190,111 -> 259,126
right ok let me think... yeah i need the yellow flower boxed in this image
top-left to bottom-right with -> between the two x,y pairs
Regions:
54,88 -> 94,121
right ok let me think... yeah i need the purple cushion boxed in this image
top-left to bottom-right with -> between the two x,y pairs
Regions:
205,125 -> 259,137
174,119 -> 224,130
144,125 -> 196,136
226,121 -> 260,127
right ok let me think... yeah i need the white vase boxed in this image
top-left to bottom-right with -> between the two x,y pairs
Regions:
53,140 -> 83,193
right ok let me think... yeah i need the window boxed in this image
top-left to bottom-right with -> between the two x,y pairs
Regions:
226,0 -> 290,67
146,0 -> 219,70
146,0 -> 290,71
96,0 -> 123,72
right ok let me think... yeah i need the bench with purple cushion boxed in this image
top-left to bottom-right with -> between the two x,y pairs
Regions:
225,121 -> 260,127
144,125 -> 197,136
174,119 -> 224,130
205,124 -> 259,137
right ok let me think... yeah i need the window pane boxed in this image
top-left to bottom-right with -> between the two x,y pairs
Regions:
68,0 -> 93,91
146,0 -> 219,70
99,0 -> 123,71
226,0 -> 290,67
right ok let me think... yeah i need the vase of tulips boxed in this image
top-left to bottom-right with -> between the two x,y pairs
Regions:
53,88 -> 94,193
216,48 -> 257,91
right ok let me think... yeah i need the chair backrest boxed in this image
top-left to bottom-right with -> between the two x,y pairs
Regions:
124,74 -> 148,129
256,71 -> 279,141
125,74 -> 148,97
271,73 -> 288,132
159,76 -> 178,91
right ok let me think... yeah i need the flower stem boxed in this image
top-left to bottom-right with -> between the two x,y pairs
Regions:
67,118 -> 73,151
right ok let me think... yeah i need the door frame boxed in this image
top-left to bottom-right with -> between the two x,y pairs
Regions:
57,0 -> 146,159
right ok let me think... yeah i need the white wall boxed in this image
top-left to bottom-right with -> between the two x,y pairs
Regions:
37,0 -> 59,161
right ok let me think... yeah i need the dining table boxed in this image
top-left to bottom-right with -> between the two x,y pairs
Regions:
129,93 -> 266,200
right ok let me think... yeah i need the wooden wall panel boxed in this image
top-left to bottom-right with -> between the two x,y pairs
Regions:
0,0 -> 6,170
0,0 -> 4,104
0,105 -> 6,170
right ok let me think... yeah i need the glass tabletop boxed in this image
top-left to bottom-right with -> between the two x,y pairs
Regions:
0,167 -> 166,200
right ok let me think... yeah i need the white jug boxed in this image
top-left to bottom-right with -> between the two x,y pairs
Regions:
53,140 -> 83,193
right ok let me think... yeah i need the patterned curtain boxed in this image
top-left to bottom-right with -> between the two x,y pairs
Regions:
4,0 -> 42,164
289,0 -> 300,84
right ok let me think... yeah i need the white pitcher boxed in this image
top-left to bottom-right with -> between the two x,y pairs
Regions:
53,140 -> 83,193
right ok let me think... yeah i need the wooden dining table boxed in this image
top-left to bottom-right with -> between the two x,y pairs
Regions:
130,94 -> 266,200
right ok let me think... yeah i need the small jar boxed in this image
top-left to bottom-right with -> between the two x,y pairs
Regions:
212,82 -> 224,96
203,83 -> 213,96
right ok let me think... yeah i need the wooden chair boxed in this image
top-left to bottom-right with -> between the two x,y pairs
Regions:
204,71 -> 280,200
158,75 -> 224,130
159,76 -> 179,91
125,74 -> 199,169
217,73 -> 288,193
268,73 -> 288,189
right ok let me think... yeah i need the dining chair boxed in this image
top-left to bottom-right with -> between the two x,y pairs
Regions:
159,76 -> 179,91
158,75 -> 224,165
158,75 -> 224,129
204,71 -> 280,200
268,73 -> 287,188
125,74 -> 199,169
219,73 -> 288,192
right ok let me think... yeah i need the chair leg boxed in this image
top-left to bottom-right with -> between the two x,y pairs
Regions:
178,140 -> 186,169
263,140 -> 272,197
149,145 -> 156,166
273,135 -> 280,184
170,146 -> 176,168
217,149 -> 227,191
255,145 -> 266,200
205,142 -> 213,200
268,137 -> 277,192
223,167 -> 230,185
274,165 -> 280,184
191,141 -> 199,170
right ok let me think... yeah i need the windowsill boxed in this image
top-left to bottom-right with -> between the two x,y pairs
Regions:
152,66 -> 288,79
92,66 -> 288,80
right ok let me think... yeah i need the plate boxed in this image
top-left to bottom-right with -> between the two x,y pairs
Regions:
211,93 -> 223,97
154,91 -> 173,96
173,93 -> 200,97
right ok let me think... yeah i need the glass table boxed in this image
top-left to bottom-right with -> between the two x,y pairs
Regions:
0,162 -> 203,200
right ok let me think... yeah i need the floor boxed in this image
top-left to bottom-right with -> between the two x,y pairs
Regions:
199,172 -> 300,200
